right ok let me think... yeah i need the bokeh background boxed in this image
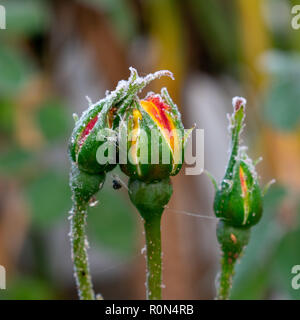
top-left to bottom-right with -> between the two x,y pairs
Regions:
0,0 -> 300,300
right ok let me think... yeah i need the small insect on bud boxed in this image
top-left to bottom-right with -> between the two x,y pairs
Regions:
112,179 -> 122,190
119,88 -> 192,182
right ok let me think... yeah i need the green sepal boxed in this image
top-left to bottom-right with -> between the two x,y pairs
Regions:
223,98 -> 246,181
128,177 -> 173,220
160,87 -> 184,128
204,170 -> 218,192
70,163 -> 105,203
262,179 -> 276,196
217,220 -> 251,260
76,110 -> 117,174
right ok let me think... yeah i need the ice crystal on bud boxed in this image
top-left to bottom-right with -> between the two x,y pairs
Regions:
73,113 -> 79,123
232,96 -> 247,111
85,96 -> 93,106
141,246 -> 146,255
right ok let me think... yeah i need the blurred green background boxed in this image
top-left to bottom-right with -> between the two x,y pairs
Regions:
0,0 -> 299,299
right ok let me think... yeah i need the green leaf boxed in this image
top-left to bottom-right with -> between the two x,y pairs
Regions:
2,0 -> 50,37
0,147 -> 34,176
0,276 -> 56,300
25,171 -> 71,228
186,0 -> 238,69
36,99 -> 71,142
0,45 -> 35,96
0,100 -> 14,135
80,0 -> 138,42
263,78 -> 300,131
272,212 -> 300,300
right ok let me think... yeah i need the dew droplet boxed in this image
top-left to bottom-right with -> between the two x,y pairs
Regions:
141,246 -> 146,255
89,198 -> 99,207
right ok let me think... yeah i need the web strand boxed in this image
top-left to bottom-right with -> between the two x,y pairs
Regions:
164,206 -> 219,221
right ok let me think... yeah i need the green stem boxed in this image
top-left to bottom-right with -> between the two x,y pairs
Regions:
70,200 -> 95,300
144,214 -> 162,300
217,254 -> 236,300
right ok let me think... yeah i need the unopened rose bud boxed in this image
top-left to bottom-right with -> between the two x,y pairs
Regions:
213,97 -> 263,228
209,97 -> 274,300
120,88 -> 192,182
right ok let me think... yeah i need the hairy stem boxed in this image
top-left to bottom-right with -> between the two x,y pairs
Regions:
70,200 -> 94,300
217,254 -> 236,300
144,214 -> 162,300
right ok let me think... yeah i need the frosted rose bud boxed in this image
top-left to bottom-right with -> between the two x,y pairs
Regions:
119,88 -> 192,182
213,97 -> 263,228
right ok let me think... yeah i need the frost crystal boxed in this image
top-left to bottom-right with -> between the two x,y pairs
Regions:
232,96 -> 247,110
85,96 -> 93,106
238,147 -> 258,180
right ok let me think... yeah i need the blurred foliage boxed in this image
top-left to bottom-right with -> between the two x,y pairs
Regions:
0,276 -> 56,300
262,52 -> 300,131
0,147 -> 34,176
273,223 -> 300,299
186,0 -> 238,70
1,0 -> 50,37
0,45 -> 35,97
26,171 -> 71,228
36,99 -> 72,143
0,100 -> 14,135
0,0 -> 49,96
264,78 -> 300,131
81,0 -> 138,42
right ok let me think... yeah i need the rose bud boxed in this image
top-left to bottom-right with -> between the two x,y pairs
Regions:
207,97 -> 275,300
119,88 -> 192,182
213,97 -> 264,228
68,68 -> 174,174
214,151 -> 264,228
